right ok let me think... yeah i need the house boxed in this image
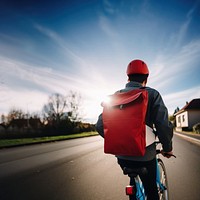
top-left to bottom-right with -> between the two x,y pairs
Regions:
0,124 -> 6,134
8,118 -> 43,132
174,98 -> 200,131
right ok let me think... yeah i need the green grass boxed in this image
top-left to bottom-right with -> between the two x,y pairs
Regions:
0,132 -> 98,148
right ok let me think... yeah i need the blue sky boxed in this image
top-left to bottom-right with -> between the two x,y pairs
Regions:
0,0 -> 200,123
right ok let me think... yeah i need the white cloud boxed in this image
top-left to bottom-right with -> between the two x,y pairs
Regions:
163,86 -> 200,114
0,53 -> 119,122
103,0 -> 116,14
148,3 -> 199,92
34,24 -> 88,69
0,83 -> 48,114
0,55 -> 89,115
0,56 -> 80,92
1,3 -> 200,124
174,10 -> 192,48
98,15 -> 118,38
149,38 -> 200,91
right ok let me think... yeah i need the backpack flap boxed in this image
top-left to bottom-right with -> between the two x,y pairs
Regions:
101,90 -> 143,107
102,89 -> 148,156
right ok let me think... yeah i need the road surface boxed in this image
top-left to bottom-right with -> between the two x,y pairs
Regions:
0,133 -> 200,200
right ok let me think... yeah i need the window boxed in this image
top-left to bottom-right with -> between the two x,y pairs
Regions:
178,116 -> 181,123
182,115 -> 185,122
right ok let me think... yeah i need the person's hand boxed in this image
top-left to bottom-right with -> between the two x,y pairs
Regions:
161,150 -> 176,158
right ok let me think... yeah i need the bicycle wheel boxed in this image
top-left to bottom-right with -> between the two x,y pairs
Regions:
157,159 -> 169,200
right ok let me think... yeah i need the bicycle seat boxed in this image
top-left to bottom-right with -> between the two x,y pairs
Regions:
123,167 -> 148,177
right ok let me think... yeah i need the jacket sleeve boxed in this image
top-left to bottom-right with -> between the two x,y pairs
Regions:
95,114 -> 104,138
150,91 -> 173,152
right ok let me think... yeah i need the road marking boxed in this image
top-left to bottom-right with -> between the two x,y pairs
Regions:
174,132 -> 200,146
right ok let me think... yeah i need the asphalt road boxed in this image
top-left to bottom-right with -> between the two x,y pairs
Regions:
0,133 -> 200,200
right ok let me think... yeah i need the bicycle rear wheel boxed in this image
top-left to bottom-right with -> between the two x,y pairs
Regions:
157,159 -> 169,200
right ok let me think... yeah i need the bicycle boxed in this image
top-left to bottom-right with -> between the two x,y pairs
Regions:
123,142 -> 176,200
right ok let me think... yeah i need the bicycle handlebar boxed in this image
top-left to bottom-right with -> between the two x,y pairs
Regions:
156,149 -> 176,158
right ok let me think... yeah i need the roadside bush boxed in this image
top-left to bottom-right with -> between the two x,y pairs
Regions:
193,123 -> 200,134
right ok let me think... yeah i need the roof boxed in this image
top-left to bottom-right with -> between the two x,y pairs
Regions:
175,98 -> 200,115
181,98 -> 200,110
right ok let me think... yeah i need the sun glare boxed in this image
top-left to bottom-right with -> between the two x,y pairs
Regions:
103,96 -> 111,104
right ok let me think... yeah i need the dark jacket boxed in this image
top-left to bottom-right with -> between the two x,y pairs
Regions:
96,81 -> 173,161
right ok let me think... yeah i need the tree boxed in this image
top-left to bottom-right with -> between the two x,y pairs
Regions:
67,90 -> 82,122
42,91 -> 82,132
169,107 -> 180,128
7,108 -> 26,122
42,93 -> 67,125
173,107 -> 180,115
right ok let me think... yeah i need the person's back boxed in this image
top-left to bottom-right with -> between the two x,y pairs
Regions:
96,59 -> 174,200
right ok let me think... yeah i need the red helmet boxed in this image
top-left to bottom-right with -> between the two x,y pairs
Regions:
126,59 -> 149,75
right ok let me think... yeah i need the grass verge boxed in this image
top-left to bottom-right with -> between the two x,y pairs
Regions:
0,131 -> 98,148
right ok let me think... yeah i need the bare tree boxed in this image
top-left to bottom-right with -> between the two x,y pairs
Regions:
7,108 -> 26,122
67,90 -> 82,122
42,93 -> 67,124
42,91 -> 82,125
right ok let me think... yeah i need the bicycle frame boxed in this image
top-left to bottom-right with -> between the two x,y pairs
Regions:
124,167 -> 147,200
124,147 -> 174,200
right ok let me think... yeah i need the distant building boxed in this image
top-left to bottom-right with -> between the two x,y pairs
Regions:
0,124 -> 5,134
9,118 -> 43,130
174,98 -> 200,131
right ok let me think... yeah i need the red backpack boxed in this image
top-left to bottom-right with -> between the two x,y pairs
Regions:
102,89 -> 148,156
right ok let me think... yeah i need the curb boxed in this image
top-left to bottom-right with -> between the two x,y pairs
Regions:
174,131 -> 200,146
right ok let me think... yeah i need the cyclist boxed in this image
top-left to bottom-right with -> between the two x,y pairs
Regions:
96,59 -> 174,200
